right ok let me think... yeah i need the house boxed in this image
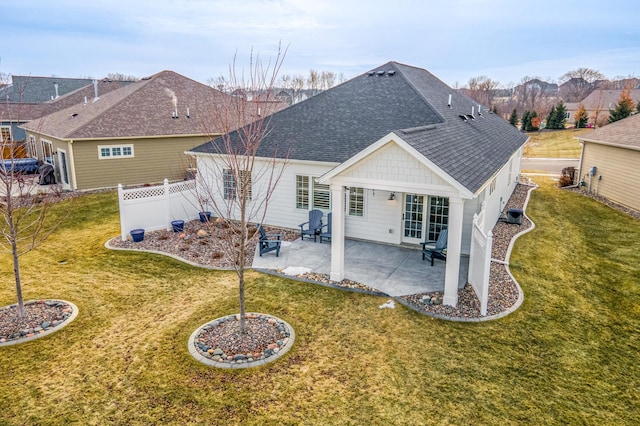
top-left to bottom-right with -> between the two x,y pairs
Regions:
565,89 -> 640,127
21,71 -> 242,191
576,113 -> 640,211
1,76 -> 131,147
188,61 -> 528,308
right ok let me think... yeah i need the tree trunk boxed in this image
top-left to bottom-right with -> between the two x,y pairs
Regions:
12,235 -> 25,318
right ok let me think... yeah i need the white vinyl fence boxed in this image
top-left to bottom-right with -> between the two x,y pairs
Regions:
118,179 -> 200,241
468,203 -> 493,316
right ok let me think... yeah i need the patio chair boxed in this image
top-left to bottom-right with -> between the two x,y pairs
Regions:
257,224 -> 281,257
319,212 -> 332,243
421,228 -> 448,266
299,209 -> 323,242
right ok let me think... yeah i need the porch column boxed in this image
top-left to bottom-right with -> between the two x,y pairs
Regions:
443,197 -> 464,307
330,184 -> 346,282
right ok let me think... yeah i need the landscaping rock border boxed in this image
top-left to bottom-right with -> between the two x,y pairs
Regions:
0,300 -> 79,347
188,313 -> 295,369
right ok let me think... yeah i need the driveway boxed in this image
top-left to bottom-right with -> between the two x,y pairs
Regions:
521,157 -> 579,175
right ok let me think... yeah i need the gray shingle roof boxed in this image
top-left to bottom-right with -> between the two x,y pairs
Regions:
1,76 -> 95,103
191,61 -> 528,193
22,71 -> 231,139
579,113 -> 640,150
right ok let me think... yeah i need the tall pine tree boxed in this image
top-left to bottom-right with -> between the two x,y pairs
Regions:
509,108 -> 518,127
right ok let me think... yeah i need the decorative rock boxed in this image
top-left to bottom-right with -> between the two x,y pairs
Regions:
41,321 -> 51,329
213,348 -> 224,356
197,229 -> 208,238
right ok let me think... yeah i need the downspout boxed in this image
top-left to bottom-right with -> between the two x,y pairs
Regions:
67,139 -> 78,190
562,138 -> 586,190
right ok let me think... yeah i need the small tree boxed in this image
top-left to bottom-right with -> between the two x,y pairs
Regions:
509,108 -> 518,127
195,46 -> 288,334
575,104 -> 589,128
546,105 -> 557,129
609,89 -> 634,123
546,101 -> 567,129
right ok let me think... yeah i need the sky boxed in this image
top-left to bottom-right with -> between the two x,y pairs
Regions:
2,0 -> 640,88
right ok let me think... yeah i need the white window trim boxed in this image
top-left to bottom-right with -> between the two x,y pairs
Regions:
295,174 -> 310,210
347,187 -> 366,218
1,125 -> 11,142
41,139 -> 54,165
98,144 -> 134,160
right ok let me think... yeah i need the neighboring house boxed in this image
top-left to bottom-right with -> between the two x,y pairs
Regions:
22,71 -> 239,191
565,89 -> 640,127
576,113 -> 640,211
188,61 -> 528,308
1,77 -> 131,146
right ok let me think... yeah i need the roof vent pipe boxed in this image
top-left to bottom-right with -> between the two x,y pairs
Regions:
84,96 -> 87,104
472,106 -> 475,116
93,80 -> 99,102
448,94 -> 452,108
54,83 -> 59,99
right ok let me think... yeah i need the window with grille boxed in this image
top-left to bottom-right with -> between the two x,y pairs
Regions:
296,175 -> 309,209
312,181 -> 330,211
98,144 -> 134,159
223,169 -> 236,200
348,187 -> 364,217
1,126 -> 11,142
427,196 -> 449,241
42,140 -> 54,165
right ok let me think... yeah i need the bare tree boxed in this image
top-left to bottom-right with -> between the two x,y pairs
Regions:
320,71 -> 336,90
466,75 -> 499,107
307,69 -> 320,94
559,67 -> 606,102
1,125 -> 65,319
194,46 -> 288,334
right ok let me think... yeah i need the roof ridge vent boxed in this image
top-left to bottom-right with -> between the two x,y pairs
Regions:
401,124 -> 437,134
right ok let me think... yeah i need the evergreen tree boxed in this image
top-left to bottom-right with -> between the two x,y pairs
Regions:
509,108 -> 518,127
546,106 -> 557,129
609,89 -> 634,123
575,104 -> 589,128
527,110 -> 539,131
555,101 -> 567,129
636,100 -> 640,113
521,110 -> 530,131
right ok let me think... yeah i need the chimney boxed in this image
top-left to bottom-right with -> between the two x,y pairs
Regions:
93,80 -> 99,102
54,83 -> 59,99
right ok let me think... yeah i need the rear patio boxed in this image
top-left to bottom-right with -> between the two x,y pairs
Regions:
252,238 -> 469,297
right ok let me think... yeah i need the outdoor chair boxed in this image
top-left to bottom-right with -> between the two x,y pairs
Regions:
421,228 -> 448,266
299,209 -> 323,242
319,212 -> 332,243
257,224 -> 281,257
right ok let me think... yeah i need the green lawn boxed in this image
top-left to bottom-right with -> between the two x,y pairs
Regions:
1,182 -> 639,425
524,128 -> 589,158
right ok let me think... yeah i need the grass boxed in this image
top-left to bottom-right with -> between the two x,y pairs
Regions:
523,128 -> 590,158
0,183 -> 639,425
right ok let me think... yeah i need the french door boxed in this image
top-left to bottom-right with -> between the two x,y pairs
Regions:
402,194 -> 449,244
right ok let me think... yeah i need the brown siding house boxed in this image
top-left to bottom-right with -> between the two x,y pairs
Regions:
21,71 -> 260,191
577,113 -> 640,211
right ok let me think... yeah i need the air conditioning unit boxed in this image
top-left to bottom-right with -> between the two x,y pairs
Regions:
506,208 -> 523,225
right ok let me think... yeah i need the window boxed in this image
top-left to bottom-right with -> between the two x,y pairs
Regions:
312,180 -> 330,211
27,135 -> 37,157
296,175 -> 309,209
42,139 -> 54,165
223,169 -> 252,200
348,187 -> 364,217
427,196 -> 449,241
223,169 -> 236,200
489,178 -> 496,195
1,126 -> 11,142
97,144 -> 134,159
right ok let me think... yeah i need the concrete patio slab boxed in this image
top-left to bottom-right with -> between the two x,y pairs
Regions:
252,238 -> 469,297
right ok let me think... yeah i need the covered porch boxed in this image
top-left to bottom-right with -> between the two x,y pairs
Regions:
252,238 -> 469,297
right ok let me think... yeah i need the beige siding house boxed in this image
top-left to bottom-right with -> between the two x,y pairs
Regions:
577,113 -> 640,211
22,71 -> 238,191
566,89 -> 640,128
